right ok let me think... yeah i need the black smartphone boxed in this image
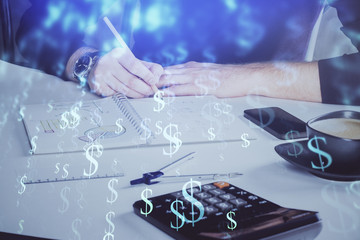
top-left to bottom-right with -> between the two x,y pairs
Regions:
244,107 -> 307,140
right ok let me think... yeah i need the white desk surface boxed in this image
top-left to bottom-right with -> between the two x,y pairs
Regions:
0,60 -> 359,240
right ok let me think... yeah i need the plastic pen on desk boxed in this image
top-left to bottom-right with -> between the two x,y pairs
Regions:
130,151 -> 243,185
103,16 -> 160,93
154,172 -> 243,184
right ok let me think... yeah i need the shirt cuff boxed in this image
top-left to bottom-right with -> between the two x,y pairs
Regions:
318,52 -> 360,105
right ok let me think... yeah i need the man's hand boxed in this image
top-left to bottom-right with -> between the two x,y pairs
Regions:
157,61 -> 322,102
66,47 -> 163,98
157,61 -> 255,98
88,48 -> 163,97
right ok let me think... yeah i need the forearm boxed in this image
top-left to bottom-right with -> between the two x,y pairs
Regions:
239,61 -> 322,102
65,47 -> 98,82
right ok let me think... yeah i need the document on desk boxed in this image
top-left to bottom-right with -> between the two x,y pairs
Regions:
22,94 -> 256,154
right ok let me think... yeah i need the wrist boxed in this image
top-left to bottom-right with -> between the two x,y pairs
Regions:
65,47 -> 99,82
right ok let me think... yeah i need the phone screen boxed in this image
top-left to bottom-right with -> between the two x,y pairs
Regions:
244,107 -> 307,139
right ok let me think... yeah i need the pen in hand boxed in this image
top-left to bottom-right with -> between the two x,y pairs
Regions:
103,16 -> 160,94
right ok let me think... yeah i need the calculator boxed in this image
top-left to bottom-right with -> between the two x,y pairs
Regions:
133,181 -> 320,240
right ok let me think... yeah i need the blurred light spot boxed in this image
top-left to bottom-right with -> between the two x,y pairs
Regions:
131,7 -> 141,30
143,3 -> 178,32
224,0 -> 237,11
203,48 -> 216,62
176,44 -> 188,63
44,2 -> 65,28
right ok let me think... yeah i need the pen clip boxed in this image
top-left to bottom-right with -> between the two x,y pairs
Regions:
130,171 -> 164,185
129,152 -> 196,186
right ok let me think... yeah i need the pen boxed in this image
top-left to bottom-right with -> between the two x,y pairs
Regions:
130,152 -> 243,185
103,16 -> 160,93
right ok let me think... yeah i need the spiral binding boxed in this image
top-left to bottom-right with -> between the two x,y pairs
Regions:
112,93 -> 154,143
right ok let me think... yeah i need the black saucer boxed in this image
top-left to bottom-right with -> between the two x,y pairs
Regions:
275,141 -> 360,181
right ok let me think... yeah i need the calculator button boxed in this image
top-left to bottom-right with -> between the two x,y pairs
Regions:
214,181 -> 229,189
199,201 -> 209,207
155,204 -> 163,209
215,202 -> 234,211
248,195 -> 259,201
230,198 -> 247,207
189,210 -> 201,219
179,197 -> 190,206
219,193 -> 236,201
202,184 -> 216,191
204,197 -> 222,205
186,187 -> 201,194
195,192 -> 212,199
209,189 -> 226,196
171,191 -> 183,198
236,191 -> 248,196
204,206 -> 219,215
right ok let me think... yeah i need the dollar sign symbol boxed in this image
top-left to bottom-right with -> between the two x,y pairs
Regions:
163,123 -> 182,157
222,103 -> 235,125
103,211 -> 115,240
195,78 -> 208,97
140,188 -> 153,217
54,163 -> 60,174
182,178 -> 204,227
83,143 -> 102,178
58,186 -> 70,214
69,107 -> 80,129
153,90 -> 165,112
213,103 -> 222,117
62,163 -> 69,178
285,130 -> 303,157
115,118 -> 124,134
322,184 -> 358,233
226,211 -> 237,230
350,182 -> 360,209
60,111 -> 70,129
241,133 -> 250,148
18,175 -> 27,195
258,108 -> 275,128
47,101 -> 53,113
18,106 -> 25,122
307,136 -> 332,171
17,219 -> 24,234
155,120 -> 163,135
170,200 -> 186,231
71,218 -> 82,240
106,179 -> 119,204
29,136 -> 38,154
208,127 -> 216,141
140,118 -> 152,141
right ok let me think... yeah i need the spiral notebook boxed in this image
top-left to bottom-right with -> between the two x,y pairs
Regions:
22,93 -> 255,155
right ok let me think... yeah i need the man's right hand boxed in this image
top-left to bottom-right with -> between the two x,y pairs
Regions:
88,48 -> 163,98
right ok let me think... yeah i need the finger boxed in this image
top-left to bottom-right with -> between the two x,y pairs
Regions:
108,61 -> 153,96
106,75 -> 145,99
116,51 -> 156,85
162,84 -> 201,97
141,61 -> 164,83
89,79 -> 116,97
100,87 -> 116,97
